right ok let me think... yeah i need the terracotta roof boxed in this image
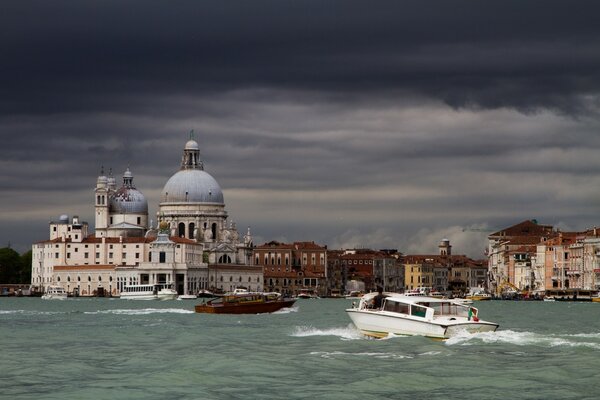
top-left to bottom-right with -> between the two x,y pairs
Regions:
489,219 -> 553,238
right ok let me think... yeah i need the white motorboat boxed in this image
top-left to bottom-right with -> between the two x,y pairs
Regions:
41,285 -> 68,300
119,283 -> 178,300
346,292 -> 499,339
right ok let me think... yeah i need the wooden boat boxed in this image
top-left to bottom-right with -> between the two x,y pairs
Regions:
195,290 -> 296,314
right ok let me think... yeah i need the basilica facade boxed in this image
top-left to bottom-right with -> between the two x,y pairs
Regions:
31,138 -> 261,296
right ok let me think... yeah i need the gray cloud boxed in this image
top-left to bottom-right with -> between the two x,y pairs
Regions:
2,1 -> 600,257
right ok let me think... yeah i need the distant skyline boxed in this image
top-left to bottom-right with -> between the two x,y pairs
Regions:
2,1 -> 600,257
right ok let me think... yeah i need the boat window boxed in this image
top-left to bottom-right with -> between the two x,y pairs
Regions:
410,305 -> 427,318
384,300 -> 409,314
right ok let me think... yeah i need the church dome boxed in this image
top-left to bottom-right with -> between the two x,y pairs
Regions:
110,187 -> 148,214
162,169 -> 224,204
109,169 -> 148,214
161,137 -> 224,204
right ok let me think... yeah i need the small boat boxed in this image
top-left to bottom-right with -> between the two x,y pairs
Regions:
346,292 -> 499,339
120,283 -> 178,300
195,290 -> 296,314
41,285 -> 68,300
466,292 -> 492,301
177,294 -> 197,300
196,289 -> 215,298
543,297 -> 556,302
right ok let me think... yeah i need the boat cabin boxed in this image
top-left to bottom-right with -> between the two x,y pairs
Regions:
367,294 -> 474,321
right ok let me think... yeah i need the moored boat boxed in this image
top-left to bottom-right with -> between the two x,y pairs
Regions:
195,290 -> 296,314
345,292 -> 499,339
466,293 -> 492,301
197,289 -> 215,298
177,294 -> 197,300
41,285 -> 68,300
120,283 -> 178,300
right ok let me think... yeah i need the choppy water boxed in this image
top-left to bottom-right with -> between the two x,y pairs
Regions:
1,298 -> 600,400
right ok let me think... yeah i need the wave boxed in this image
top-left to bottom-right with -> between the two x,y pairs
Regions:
291,324 -> 364,340
446,329 -> 600,349
0,310 -> 66,315
84,308 -> 195,315
310,350 -> 414,360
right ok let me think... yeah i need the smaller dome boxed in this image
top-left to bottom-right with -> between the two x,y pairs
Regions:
110,187 -> 148,214
123,168 -> 133,179
185,139 -> 199,151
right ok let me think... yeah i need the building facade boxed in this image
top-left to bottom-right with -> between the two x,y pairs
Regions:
254,241 -> 327,297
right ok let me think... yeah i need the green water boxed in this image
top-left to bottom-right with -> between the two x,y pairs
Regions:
1,298 -> 599,400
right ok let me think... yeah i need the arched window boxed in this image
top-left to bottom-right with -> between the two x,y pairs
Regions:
211,223 -> 217,240
218,255 -> 232,263
178,222 -> 185,237
189,223 -> 195,239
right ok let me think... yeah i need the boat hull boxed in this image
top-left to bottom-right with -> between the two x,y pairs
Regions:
346,309 -> 498,339
195,299 -> 296,314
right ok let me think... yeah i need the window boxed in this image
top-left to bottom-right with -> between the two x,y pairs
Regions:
159,252 -> 166,263
84,252 -> 89,258
95,252 -> 99,258
109,252 -> 113,258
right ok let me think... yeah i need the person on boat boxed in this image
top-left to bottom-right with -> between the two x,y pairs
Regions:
373,286 -> 385,309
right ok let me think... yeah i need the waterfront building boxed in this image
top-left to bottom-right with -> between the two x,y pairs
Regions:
487,220 -> 554,295
487,221 -> 600,295
326,249 -> 404,295
403,239 -> 486,295
254,241 -> 327,297
31,138 -> 261,296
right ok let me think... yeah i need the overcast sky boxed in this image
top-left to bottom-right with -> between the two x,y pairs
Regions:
2,0 -> 600,257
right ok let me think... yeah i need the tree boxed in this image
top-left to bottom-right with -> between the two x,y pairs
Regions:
20,250 -> 32,283
0,247 -> 22,283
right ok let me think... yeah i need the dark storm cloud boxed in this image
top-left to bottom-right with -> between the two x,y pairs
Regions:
2,0 -> 600,116
3,0 -> 600,257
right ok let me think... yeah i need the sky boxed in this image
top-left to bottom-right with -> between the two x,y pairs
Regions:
2,0 -> 600,258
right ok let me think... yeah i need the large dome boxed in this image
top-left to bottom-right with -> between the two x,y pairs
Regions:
162,169 -> 224,204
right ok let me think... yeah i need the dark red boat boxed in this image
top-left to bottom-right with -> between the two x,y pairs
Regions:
194,290 -> 296,314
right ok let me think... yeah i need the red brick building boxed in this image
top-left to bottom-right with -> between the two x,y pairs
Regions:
253,241 -> 327,297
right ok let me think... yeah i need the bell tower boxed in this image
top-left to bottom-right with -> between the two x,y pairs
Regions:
95,167 -> 110,237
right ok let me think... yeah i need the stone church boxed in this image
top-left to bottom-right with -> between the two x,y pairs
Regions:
31,137 -> 262,296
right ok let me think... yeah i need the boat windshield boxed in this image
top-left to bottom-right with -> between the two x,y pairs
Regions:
417,301 -> 469,317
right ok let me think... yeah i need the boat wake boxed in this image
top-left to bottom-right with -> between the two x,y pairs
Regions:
309,350 -> 415,360
84,308 -> 195,315
445,329 -> 600,350
272,306 -> 299,314
291,324 -> 364,340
